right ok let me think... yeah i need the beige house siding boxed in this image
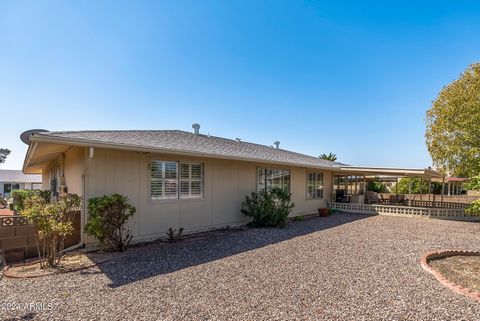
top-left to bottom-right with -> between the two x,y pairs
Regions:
40,147 -> 86,197
63,147 -> 85,196
41,163 -> 51,191
41,147 -> 332,245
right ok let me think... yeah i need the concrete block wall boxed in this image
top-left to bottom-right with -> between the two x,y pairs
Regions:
0,214 -> 81,263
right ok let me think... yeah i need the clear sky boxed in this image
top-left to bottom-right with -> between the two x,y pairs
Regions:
1,1 -> 479,170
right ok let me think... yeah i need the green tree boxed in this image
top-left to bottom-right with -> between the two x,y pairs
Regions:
392,178 -> 443,194
465,174 -> 480,190
366,182 -> 388,193
0,148 -> 10,164
319,152 -> 337,162
426,63 -> 480,177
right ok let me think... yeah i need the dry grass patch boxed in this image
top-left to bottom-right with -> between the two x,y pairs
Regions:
5,253 -> 100,278
430,255 -> 480,292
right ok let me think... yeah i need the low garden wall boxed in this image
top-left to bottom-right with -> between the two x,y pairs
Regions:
0,212 -> 81,262
379,193 -> 479,204
327,202 -> 479,222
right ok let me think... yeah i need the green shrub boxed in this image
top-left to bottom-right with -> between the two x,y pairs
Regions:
85,194 -> 136,251
465,175 -> 480,190
21,193 -> 81,268
241,188 -> 295,228
366,182 -> 388,193
11,189 -> 51,212
466,199 -> 480,216
390,178 -> 443,194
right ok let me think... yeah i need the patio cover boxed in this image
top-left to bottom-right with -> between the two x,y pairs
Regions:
338,166 -> 442,178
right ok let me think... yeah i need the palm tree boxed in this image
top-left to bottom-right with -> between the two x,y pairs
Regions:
319,152 -> 337,161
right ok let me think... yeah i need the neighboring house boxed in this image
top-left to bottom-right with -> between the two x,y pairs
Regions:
21,125 -> 440,246
0,170 -> 42,198
443,177 -> 467,195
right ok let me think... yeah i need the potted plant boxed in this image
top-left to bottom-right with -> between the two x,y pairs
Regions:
318,208 -> 329,217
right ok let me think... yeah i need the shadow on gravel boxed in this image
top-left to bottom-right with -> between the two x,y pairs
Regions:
88,213 -> 371,288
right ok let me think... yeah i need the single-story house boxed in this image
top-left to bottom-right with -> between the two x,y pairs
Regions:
21,125 -> 440,246
0,170 -> 42,198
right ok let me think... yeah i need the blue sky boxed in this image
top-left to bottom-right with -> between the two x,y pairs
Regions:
1,1 -> 479,169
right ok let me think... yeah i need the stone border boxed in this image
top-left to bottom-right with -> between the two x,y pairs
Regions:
420,249 -> 480,302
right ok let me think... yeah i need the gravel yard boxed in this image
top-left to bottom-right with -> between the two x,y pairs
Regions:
2,213 -> 480,321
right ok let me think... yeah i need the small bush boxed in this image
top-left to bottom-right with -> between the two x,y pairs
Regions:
85,194 -> 136,251
11,190 -> 51,212
466,199 -> 480,216
166,227 -> 184,242
241,188 -> 295,228
21,193 -> 81,268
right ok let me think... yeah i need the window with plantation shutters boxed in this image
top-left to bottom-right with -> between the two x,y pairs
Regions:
150,160 -> 203,200
307,172 -> 323,199
180,163 -> 203,198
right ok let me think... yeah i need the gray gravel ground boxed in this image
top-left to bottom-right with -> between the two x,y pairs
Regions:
2,213 -> 480,321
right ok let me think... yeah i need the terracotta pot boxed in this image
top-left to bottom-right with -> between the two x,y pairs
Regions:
318,208 -> 329,217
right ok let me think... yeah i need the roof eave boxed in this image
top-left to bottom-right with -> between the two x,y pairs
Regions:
30,134 -> 337,171
22,142 -> 38,174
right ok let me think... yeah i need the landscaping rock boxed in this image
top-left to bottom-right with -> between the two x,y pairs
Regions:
1,213 -> 480,320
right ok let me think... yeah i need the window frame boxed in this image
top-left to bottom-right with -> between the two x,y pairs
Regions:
306,172 -> 324,200
150,159 -> 204,201
256,167 -> 291,192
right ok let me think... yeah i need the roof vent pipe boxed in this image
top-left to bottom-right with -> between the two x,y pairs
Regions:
274,141 -> 280,149
192,123 -> 200,135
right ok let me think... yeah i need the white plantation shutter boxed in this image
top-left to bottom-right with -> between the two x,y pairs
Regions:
179,163 -> 203,198
150,161 -> 178,200
150,161 -> 165,199
151,160 -> 203,200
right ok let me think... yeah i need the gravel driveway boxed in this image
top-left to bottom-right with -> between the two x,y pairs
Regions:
2,213 -> 480,320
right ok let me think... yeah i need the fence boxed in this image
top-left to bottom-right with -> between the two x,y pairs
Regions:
378,199 -> 469,209
0,212 -> 81,263
327,202 -> 479,222
0,215 -> 29,227
378,193 -> 479,204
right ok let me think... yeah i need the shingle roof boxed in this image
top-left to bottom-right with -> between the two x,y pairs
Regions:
0,170 -> 42,183
34,130 -> 342,169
